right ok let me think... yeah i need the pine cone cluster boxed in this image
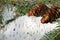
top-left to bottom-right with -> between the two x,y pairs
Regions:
27,3 -> 60,24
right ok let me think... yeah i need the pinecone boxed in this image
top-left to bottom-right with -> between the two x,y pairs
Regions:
27,3 -> 60,24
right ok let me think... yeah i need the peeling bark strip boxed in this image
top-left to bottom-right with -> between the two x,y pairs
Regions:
6,18 -> 16,24
27,3 -> 60,24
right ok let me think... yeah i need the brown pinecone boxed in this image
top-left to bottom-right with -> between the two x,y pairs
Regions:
27,3 -> 60,24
